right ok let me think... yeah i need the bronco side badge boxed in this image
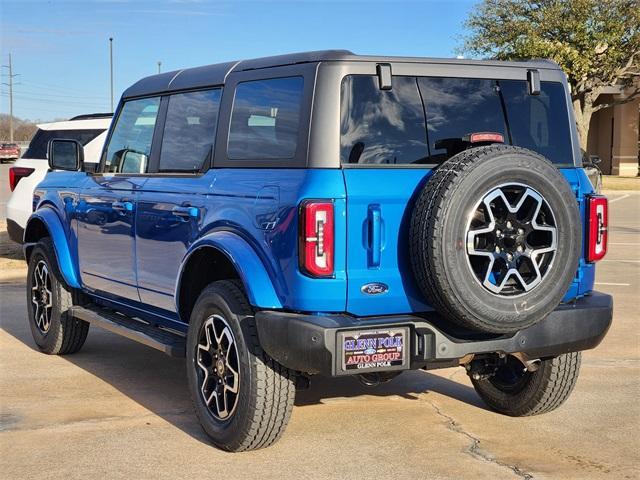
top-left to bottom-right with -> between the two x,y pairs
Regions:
361,283 -> 389,295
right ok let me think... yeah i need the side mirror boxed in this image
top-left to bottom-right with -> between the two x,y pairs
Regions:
120,150 -> 147,173
589,155 -> 602,166
48,139 -> 84,171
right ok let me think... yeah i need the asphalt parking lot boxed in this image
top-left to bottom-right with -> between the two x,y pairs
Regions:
1,162 -> 638,479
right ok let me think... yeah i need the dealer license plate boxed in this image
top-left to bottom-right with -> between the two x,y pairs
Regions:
338,327 -> 409,374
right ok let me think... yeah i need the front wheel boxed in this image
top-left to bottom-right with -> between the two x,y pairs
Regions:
186,280 -> 296,452
26,237 -> 89,355
471,352 -> 581,416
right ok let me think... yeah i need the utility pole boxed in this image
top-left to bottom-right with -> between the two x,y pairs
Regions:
2,53 -> 19,142
157,61 -> 162,74
109,37 -> 114,112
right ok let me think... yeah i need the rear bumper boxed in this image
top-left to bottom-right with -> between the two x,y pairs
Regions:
255,292 -> 613,376
6,219 -> 24,244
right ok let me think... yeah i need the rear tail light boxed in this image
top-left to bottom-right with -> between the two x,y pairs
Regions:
9,167 -> 35,192
587,195 -> 608,262
300,200 -> 334,277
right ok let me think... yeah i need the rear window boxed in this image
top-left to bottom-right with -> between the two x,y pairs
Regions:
340,75 -> 573,165
340,76 -> 428,164
23,129 -> 105,160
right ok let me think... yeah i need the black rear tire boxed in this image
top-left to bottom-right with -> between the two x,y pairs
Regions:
186,280 -> 296,452
410,145 -> 581,333
26,237 -> 89,355
471,352 -> 581,416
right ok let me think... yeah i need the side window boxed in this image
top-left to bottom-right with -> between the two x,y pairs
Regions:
340,75 -> 428,164
159,89 -> 222,172
228,76 -> 304,160
103,97 -> 160,173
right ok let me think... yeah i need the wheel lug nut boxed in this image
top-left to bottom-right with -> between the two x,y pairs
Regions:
518,228 -> 524,235
506,221 -> 512,229
507,253 -> 513,261
495,230 -> 502,237
517,245 -> 523,253
495,246 -> 501,253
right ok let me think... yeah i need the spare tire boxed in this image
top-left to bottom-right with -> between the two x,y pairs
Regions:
410,145 -> 580,334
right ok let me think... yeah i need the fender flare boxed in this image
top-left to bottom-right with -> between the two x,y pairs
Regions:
24,208 -> 81,289
175,230 -> 282,312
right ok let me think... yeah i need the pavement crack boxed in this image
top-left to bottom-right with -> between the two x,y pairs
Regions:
427,400 -> 534,480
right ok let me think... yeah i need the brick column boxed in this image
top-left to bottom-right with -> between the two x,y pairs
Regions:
611,98 -> 639,177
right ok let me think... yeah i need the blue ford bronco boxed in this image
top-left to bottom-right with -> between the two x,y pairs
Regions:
24,51 -> 612,451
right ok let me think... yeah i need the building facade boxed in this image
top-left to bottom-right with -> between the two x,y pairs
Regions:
587,86 -> 639,177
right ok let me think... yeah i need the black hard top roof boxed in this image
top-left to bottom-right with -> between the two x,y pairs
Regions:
122,50 -> 560,99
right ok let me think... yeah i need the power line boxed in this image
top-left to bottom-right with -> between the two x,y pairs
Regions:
0,92 -> 108,108
19,80 -> 109,98
16,87 -> 109,101
1,53 -> 20,142
2,91 -> 107,104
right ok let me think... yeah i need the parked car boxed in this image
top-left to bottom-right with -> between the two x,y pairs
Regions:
0,142 -> 21,162
23,51 -> 612,452
6,113 -> 111,243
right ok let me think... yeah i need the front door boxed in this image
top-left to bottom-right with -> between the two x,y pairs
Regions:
77,176 -> 146,301
77,96 -> 161,302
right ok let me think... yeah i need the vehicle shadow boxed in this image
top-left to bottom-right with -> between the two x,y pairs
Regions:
0,221 -> 23,262
295,371 -> 485,410
1,282 -> 486,448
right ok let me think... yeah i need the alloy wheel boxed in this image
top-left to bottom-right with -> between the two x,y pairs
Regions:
195,314 -> 241,421
31,260 -> 53,333
466,183 -> 557,296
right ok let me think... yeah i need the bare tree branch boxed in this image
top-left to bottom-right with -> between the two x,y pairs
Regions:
615,51 -> 640,79
592,86 -> 640,112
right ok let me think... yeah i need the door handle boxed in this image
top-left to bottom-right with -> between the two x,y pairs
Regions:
112,201 -> 133,212
172,205 -> 199,219
368,205 -> 382,267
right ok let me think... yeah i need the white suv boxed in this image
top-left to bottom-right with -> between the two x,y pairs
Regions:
6,114 -> 112,243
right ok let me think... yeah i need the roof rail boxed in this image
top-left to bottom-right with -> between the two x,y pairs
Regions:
69,112 -> 113,121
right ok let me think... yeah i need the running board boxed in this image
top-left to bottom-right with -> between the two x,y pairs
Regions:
70,305 -> 186,357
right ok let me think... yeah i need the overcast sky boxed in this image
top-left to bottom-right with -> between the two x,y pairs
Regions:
0,0 -> 475,121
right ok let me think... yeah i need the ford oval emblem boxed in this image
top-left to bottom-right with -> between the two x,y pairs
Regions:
361,282 -> 389,295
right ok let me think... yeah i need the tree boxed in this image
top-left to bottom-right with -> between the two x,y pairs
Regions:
461,0 -> 640,150
0,114 -> 38,142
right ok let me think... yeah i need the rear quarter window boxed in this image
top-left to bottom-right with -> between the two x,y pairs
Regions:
227,76 -> 304,160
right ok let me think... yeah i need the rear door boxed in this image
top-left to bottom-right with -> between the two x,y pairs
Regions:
342,69 -> 577,316
341,74 -> 432,316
